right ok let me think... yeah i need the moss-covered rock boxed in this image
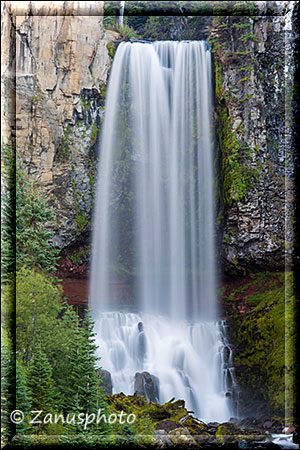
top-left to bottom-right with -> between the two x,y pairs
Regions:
105,393 -> 190,437
168,427 -> 197,447
155,419 -> 182,432
179,415 -> 209,436
225,271 -> 296,421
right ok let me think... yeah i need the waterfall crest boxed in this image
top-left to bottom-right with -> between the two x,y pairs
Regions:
90,41 -> 231,422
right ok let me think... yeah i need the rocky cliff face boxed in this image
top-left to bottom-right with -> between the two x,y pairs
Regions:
1,1 -> 119,248
1,1 -> 297,271
210,1 -> 297,272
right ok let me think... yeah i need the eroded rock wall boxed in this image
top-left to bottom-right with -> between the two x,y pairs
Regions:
1,1 -> 297,270
1,1 -> 119,248
211,1 -> 297,272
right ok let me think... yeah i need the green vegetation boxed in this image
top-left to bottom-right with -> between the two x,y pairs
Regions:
1,142 -> 108,444
215,94 -> 258,205
143,16 -> 180,40
225,272 -> 297,420
107,41 -> 117,58
1,143 -> 59,281
210,15 -> 260,206
232,1 -> 259,15
2,269 -> 108,441
56,125 -> 72,162
106,394 -> 191,438
69,247 -> 90,265
72,178 -> 89,235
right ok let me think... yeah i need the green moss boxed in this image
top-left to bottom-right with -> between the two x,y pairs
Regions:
69,249 -> 87,265
107,42 -> 116,59
105,394 -> 190,437
91,123 -> 100,144
212,20 -> 260,207
215,92 -> 258,205
31,90 -> 43,104
71,179 -> 90,236
227,272 -> 297,420
237,64 -> 254,72
75,212 -> 88,234
80,97 -> 91,111
56,125 -> 72,162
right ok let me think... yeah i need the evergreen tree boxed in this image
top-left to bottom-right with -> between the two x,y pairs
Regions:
1,142 -> 59,281
26,344 -> 56,416
1,336 -> 15,443
16,362 -> 33,434
1,143 -> 16,282
61,311 -> 107,433
16,268 -> 63,364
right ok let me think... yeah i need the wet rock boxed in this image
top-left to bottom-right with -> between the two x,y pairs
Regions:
208,421 -> 220,427
282,425 -> 295,434
168,427 -> 197,447
216,422 -> 239,436
153,430 -> 173,448
230,417 -> 239,424
238,442 -> 282,450
134,371 -> 159,403
238,417 -> 258,430
96,368 -> 112,396
251,443 -> 282,449
206,421 -> 220,434
155,420 -> 182,433
179,415 -> 208,436
263,420 -> 273,430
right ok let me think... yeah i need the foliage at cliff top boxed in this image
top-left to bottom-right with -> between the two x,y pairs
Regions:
104,1 -> 261,17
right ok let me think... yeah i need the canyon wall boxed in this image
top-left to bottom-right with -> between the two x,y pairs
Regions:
1,1 -> 119,248
210,1 -> 297,273
1,1 -> 297,271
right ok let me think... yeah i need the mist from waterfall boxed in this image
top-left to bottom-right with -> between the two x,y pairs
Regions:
90,41 -> 231,422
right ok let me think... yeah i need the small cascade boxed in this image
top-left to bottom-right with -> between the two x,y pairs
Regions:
94,312 -> 231,422
219,320 -> 240,418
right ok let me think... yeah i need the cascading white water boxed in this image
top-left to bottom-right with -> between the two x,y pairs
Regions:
90,41 -> 231,422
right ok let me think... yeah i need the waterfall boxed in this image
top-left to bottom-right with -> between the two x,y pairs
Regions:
90,41 -> 231,422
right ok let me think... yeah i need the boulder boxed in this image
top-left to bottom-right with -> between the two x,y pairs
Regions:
282,425 -> 295,434
153,430 -> 173,448
237,441 -> 282,450
216,422 -> 239,436
155,420 -> 182,433
168,427 -> 197,447
179,415 -> 208,435
263,420 -> 273,430
238,417 -> 258,430
134,371 -> 159,403
96,368 -> 112,396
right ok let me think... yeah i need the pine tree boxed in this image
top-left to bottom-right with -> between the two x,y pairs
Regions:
61,311 -> 107,433
1,336 -> 15,443
1,142 -> 16,282
16,362 -> 33,434
26,344 -> 56,419
1,142 -> 59,281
